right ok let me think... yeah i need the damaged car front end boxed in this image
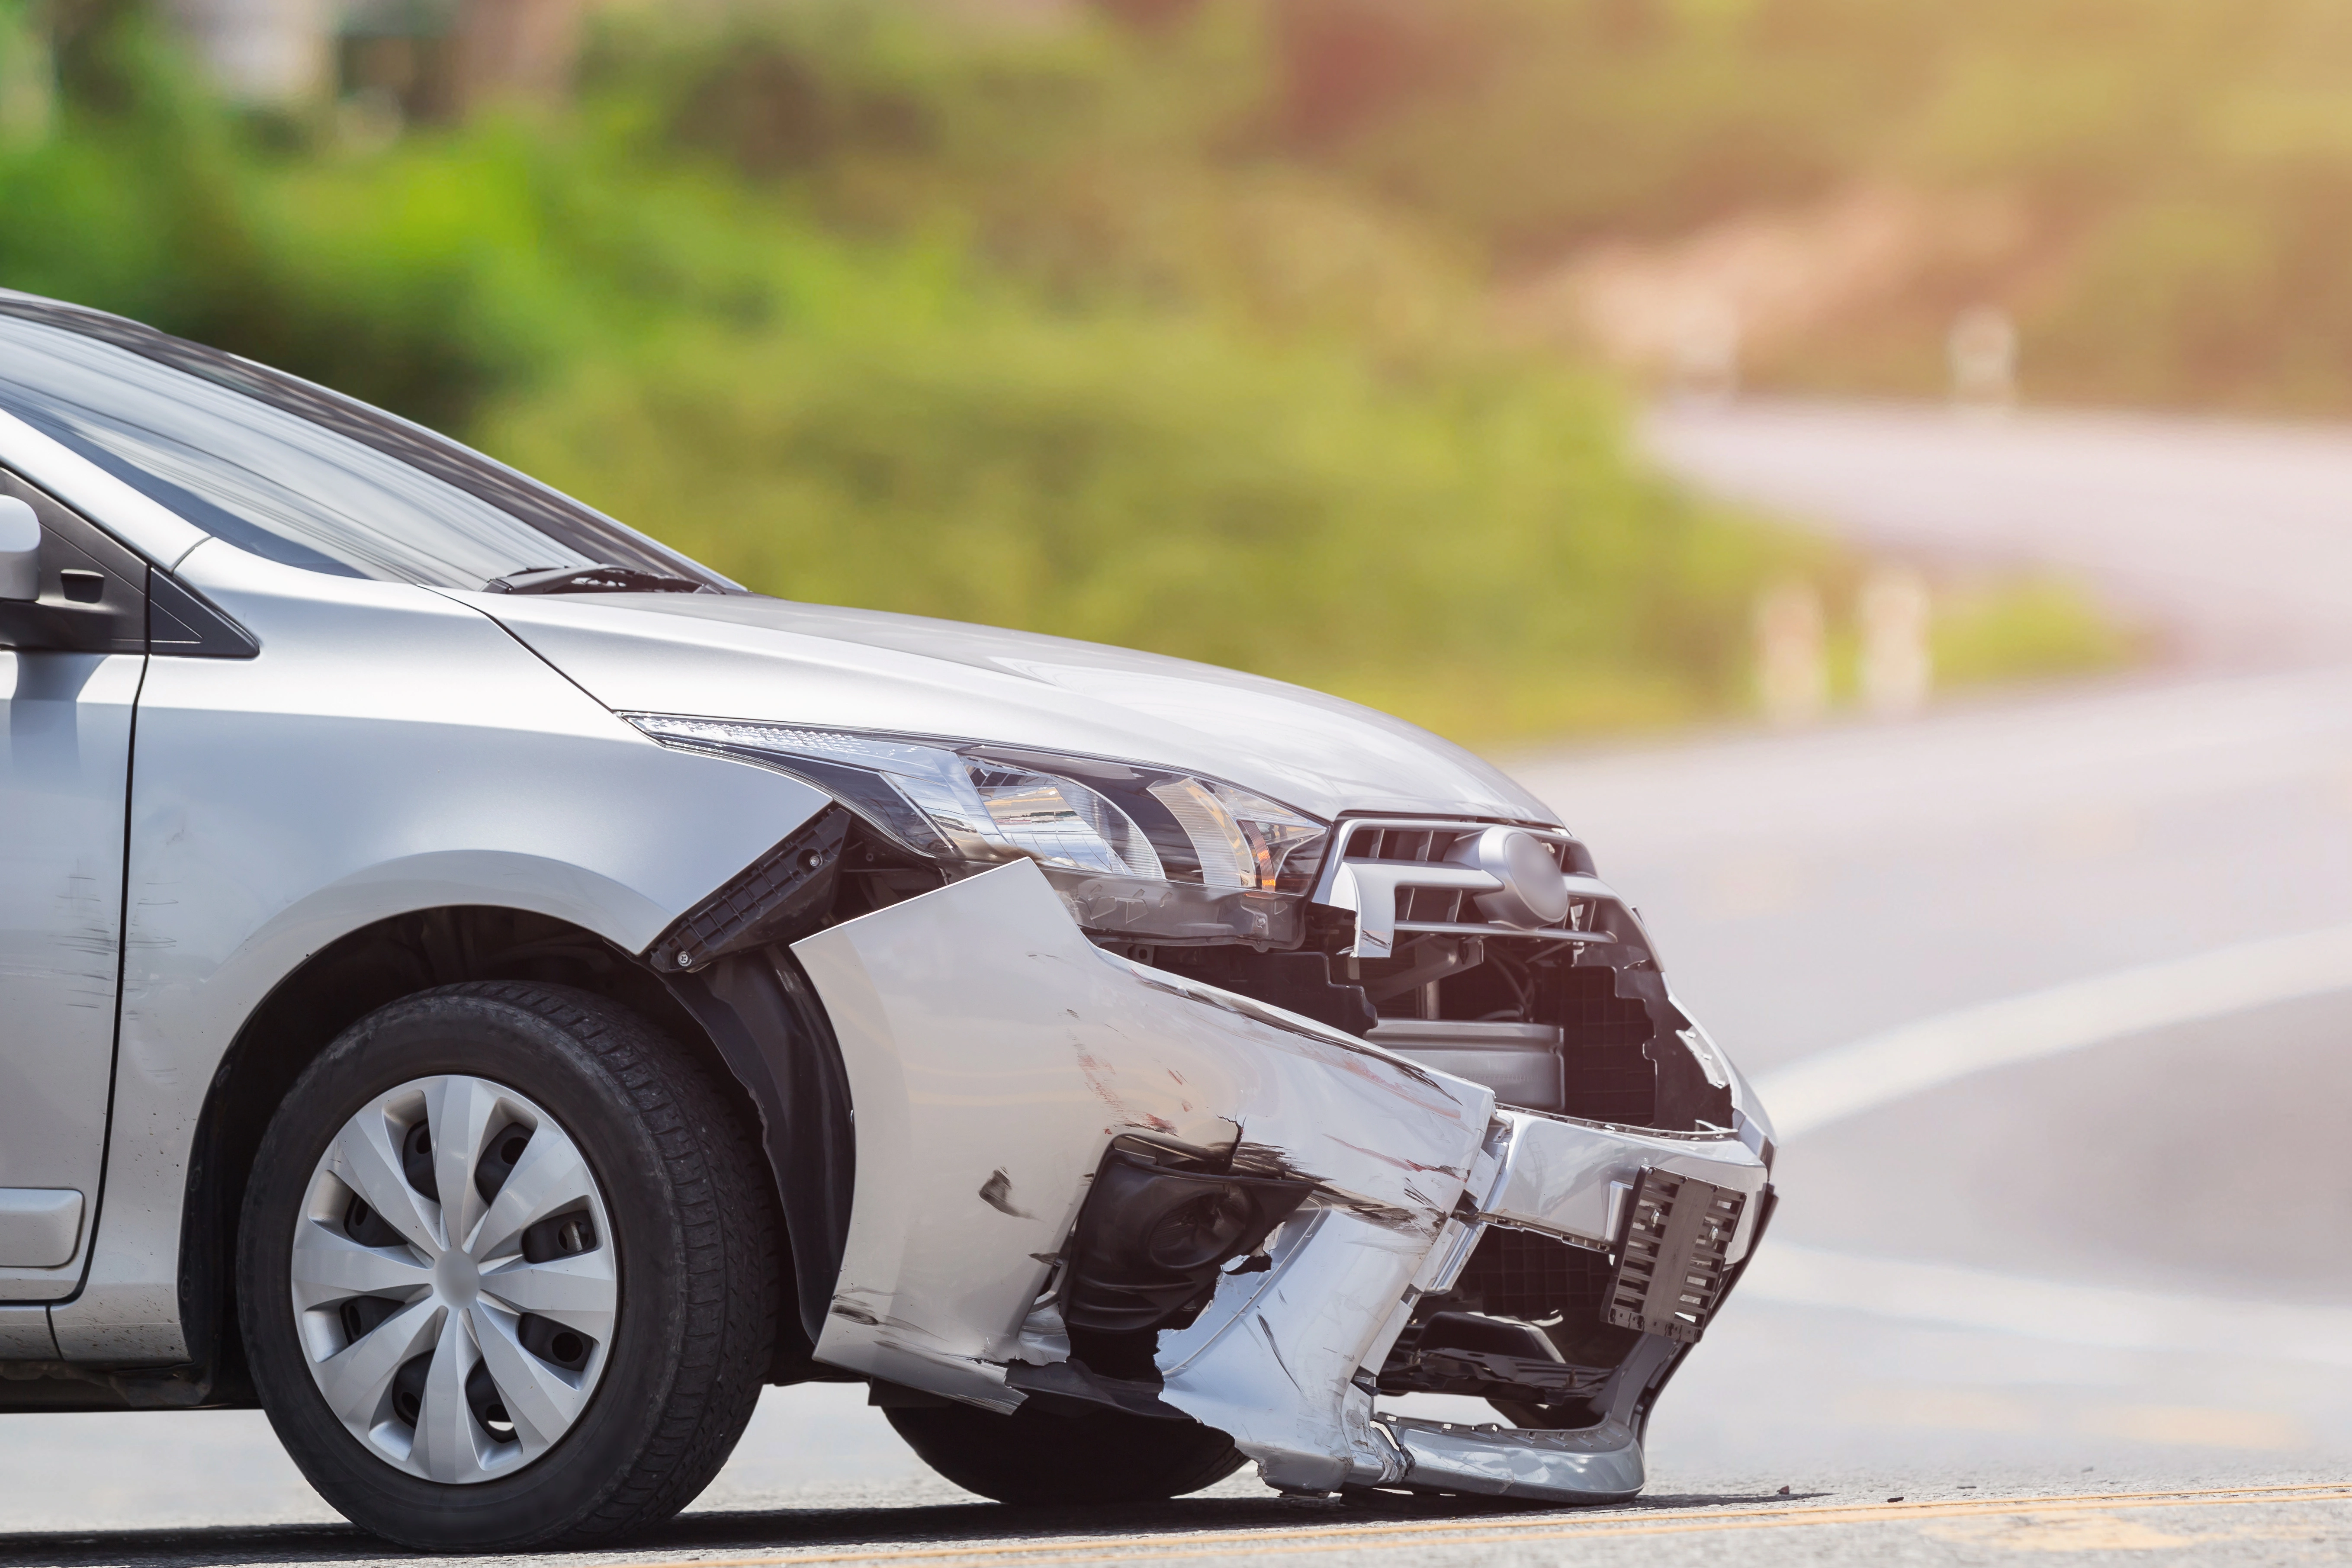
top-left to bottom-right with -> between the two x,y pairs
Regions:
629,718 -> 1777,1505
0,289 -> 1768,1542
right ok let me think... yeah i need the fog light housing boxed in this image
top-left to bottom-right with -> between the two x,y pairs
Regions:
1060,1141 -> 1312,1339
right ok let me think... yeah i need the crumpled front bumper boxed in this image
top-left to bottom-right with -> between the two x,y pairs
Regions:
1366,1103 -> 1770,1500
792,859 -> 1772,1503
1155,1105 -> 1770,1501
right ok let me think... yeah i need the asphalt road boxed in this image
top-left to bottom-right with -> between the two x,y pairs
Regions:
10,398 -> 2352,1565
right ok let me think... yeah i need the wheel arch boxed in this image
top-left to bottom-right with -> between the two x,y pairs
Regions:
180,905 -> 851,1406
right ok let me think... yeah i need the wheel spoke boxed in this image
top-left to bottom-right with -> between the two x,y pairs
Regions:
290,1222 -> 431,1309
470,1133 -> 598,1262
410,1309 -> 490,1484
315,1297 -> 440,1429
425,1075 -> 504,1255
469,1304 -> 585,1454
478,1251 -> 617,1338
325,1115 -> 439,1255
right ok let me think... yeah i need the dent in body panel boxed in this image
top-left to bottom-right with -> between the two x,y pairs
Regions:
792,858 -> 1496,1487
50,544 -> 829,1359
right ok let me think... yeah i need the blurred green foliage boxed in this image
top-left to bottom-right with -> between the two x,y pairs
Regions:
489,315 -> 1798,738
0,0 -> 2122,742
1931,580 -> 2136,689
1270,0 -> 2352,411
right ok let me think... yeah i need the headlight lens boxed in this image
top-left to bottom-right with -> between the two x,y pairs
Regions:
627,716 -> 1328,945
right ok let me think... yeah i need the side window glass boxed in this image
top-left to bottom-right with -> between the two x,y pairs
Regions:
0,321 -> 578,587
0,309 -> 726,592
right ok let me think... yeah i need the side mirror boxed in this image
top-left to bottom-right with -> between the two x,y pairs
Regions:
0,497 -> 37,602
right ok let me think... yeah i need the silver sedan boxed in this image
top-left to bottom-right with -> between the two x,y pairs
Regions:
0,291 -> 1774,1549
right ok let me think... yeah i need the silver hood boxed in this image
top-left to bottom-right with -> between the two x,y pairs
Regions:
468,591 -> 1557,826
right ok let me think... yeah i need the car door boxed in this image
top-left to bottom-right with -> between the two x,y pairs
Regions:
0,469 -> 147,1288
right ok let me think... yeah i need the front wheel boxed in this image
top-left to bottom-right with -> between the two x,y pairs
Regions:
886,1400 -> 1247,1504
238,982 -> 779,1551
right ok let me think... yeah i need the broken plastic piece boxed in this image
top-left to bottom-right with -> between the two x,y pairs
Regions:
865,1379 -> 953,1409
1604,1171 -> 1745,1344
1380,1311 -> 1612,1404
648,806 -> 851,971
1382,1413 -> 1644,1502
1002,1359 -> 1192,1422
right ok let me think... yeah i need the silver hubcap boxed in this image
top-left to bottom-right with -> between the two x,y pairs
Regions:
291,1075 -> 618,1484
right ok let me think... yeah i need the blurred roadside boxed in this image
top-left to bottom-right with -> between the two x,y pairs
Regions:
11,4 -> 2352,1526
1651,400 -> 2352,675
144,0 -> 2352,419
1508,405 -> 2352,1483
0,0 -> 2167,747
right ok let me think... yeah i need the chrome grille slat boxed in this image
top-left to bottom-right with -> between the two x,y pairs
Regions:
1392,922 -> 1609,944
1312,818 -> 1620,959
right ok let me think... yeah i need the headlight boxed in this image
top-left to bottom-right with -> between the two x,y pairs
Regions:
627,715 -> 1329,945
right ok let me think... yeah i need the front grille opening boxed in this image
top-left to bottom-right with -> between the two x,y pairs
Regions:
1551,965 -> 1658,1126
1337,823 -> 1573,875
1432,953 -> 1526,1022
1454,1224 -> 1618,1321
1295,930 -> 1670,1124
1340,825 -> 1478,864
1393,951 -> 1658,1124
1398,884 -> 1468,924
1380,1227 -> 1643,1427
1159,818 -> 1710,1129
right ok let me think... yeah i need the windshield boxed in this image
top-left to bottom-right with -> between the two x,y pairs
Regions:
0,300 -> 733,592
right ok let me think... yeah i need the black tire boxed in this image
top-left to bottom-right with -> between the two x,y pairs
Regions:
238,982 -> 779,1551
886,1401 -> 1247,1504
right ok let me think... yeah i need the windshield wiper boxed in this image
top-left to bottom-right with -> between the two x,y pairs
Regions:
485,564 -> 712,595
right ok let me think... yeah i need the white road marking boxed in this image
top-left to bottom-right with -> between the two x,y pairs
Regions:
1740,1243 -> 2352,1367
1737,925 -> 2352,1355
1750,921 -> 2352,1140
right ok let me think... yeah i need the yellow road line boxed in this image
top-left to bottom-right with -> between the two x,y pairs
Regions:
1061,1489 -> 2352,1563
612,1481 -> 2352,1568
